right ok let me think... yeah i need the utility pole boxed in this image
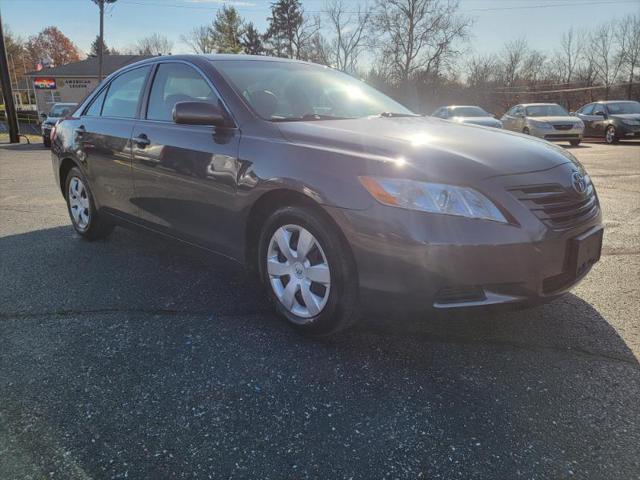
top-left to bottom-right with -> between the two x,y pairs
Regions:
0,10 -> 19,143
92,0 -> 117,83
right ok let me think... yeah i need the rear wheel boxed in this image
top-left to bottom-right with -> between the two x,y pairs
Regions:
570,139 -> 581,146
605,125 -> 618,144
43,135 -> 51,148
65,166 -> 114,240
523,127 -> 530,135
258,205 -> 359,335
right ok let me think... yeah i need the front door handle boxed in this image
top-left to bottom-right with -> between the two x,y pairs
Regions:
133,134 -> 150,148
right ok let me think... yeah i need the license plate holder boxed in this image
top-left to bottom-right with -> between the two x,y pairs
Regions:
568,227 -> 603,277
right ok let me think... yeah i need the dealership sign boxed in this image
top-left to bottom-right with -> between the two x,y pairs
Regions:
34,78 -> 56,89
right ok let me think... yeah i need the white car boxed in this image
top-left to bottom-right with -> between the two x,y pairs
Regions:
501,103 -> 584,146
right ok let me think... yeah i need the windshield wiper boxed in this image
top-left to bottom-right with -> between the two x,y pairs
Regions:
377,112 -> 420,118
272,113 -> 352,122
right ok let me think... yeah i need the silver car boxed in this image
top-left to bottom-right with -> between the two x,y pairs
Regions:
431,105 -> 503,128
501,103 -> 584,146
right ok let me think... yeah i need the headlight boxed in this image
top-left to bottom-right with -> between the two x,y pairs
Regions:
622,119 -> 640,126
359,176 -> 508,223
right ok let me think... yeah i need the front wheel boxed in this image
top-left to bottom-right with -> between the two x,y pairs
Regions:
605,125 -> 618,144
65,167 -> 114,240
523,127 -> 530,135
258,205 -> 359,335
570,139 -> 581,146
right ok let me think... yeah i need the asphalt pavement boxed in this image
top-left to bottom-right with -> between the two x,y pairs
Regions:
1,139 -> 639,479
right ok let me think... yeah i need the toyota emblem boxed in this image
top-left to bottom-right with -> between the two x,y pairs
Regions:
571,171 -> 587,194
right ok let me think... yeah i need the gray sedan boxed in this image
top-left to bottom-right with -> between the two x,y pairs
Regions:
501,103 -> 584,146
50,55 -> 603,335
431,105 -> 503,128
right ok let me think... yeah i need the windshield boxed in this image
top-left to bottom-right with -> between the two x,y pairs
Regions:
525,104 -> 568,117
606,102 -> 640,114
212,60 -> 415,121
451,106 -> 489,117
49,104 -> 75,117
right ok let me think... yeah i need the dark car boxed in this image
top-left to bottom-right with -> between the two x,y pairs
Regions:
431,105 -> 503,128
51,55 -> 603,335
40,103 -> 77,147
575,100 -> 640,144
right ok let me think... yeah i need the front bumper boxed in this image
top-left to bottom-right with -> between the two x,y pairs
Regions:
529,124 -> 583,142
619,123 -> 640,138
324,175 -> 602,315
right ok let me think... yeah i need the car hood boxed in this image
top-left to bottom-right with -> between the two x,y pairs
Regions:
276,116 -> 577,182
610,113 -> 640,121
526,116 -> 577,123
452,116 -> 501,126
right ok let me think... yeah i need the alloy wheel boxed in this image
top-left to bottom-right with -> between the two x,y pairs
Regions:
267,224 -> 331,321
606,126 -> 616,144
68,176 -> 91,230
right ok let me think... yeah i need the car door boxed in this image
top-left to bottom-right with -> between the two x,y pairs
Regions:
130,61 -> 242,256
591,104 -> 609,138
577,103 -> 596,136
501,106 -> 518,131
76,65 -> 151,218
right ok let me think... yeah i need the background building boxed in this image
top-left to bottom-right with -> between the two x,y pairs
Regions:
26,55 -> 151,115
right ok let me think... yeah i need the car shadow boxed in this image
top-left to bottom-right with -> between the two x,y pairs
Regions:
1,225 -> 639,478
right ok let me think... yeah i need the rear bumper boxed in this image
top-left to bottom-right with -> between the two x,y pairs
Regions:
325,201 -> 603,316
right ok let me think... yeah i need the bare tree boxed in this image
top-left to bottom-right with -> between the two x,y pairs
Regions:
553,28 -> 585,86
498,38 -> 528,87
372,0 -> 471,84
617,14 -> 640,99
134,33 -> 173,55
588,21 -> 624,98
323,0 -> 371,72
181,26 -> 214,54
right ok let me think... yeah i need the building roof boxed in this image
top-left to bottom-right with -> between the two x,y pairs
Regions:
26,55 -> 154,78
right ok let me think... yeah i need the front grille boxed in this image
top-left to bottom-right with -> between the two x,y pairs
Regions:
553,124 -> 573,130
509,183 -> 598,229
435,286 -> 486,305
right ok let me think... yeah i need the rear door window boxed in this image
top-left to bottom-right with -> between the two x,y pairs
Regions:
146,63 -> 218,122
102,66 -> 150,119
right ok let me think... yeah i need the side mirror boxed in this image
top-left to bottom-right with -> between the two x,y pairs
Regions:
569,111 -> 575,116
40,112 -> 48,120
173,101 -> 228,127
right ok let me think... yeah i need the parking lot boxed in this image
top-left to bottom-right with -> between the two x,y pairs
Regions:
0,139 -> 639,478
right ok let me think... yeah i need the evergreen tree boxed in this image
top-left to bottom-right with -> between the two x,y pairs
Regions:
211,5 -> 244,54
89,35 -> 110,57
241,23 -> 264,55
265,0 -> 304,59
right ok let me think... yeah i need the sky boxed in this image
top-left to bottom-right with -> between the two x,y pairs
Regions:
1,0 -> 638,61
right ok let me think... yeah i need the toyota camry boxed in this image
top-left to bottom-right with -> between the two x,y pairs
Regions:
51,55 -> 603,335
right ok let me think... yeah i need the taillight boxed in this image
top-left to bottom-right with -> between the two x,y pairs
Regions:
50,124 -> 57,142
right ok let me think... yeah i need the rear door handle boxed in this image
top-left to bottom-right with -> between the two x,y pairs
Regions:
133,134 -> 150,148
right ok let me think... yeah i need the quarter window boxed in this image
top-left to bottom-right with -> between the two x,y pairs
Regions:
101,66 -> 150,119
147,63 -> 219,122
85,89 -> 107,117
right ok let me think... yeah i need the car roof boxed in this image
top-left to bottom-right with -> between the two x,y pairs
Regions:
124,53 -> 317,69
446,105 -> 484,109
596,100 -> 639,104
521,103 -> 560,107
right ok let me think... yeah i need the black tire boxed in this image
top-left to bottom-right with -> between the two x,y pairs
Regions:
258,205 -> 360,335
43,135 -> 51,148
569,139 -> 581,146
605,125 -> 618,144
64,166 -> 114,240
523,127 -> 530,135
